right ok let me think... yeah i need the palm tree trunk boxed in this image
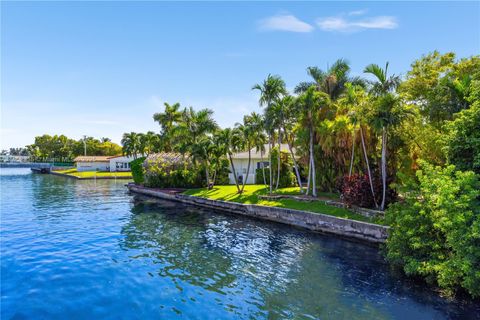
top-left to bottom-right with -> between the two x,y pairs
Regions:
349,128 -> 356,177
306,149 -> 311,196
310,127 -> 317,197
285,132 -> 303,192
275,131 -> 281,190
261,151 -> 267,187
269,138 -> 273,194
228,153 -> 241,193
360,126 -> 378,208
380,126 -> 387,211
241,144 -> 251,193
205,162 -> 210,189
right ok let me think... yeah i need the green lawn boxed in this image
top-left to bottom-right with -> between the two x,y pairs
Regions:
54,168 -> 132,179
183,185 -> 384,224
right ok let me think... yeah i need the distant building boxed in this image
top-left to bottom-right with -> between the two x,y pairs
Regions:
73,155 -> 137,172
0,155 -> 30,163
229,144 -> 294,185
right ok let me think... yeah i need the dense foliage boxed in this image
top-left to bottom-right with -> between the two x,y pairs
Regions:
130,157 -> 146,184
442,81 -> 480,174
26,134 -> 121,160
386,162 -> 480,297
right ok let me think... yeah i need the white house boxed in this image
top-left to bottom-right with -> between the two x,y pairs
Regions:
74,156 -> 111,172
108,155 -> 137,172
228,144 -> 294,185
73,155 -> 138,172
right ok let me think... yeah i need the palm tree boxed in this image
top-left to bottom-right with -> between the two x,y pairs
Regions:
153,102 -> 182,151
218,128 -> 242,193
237,115 -> 258,193
192,135 -> 216,189
247,112 -> 268,187
295,59 -> 364,99
121,132 -> 139,159
342,83 -> 378,208
252,74 -> 287,194
277,95 -> 303,192
297,87 -> 330,197
364,62 -> 401,210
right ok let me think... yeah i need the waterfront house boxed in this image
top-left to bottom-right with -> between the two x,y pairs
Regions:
108,155 -> 136,172
74,156 -> 111,172
229,144 -> 294,185
73,155 -> 137,172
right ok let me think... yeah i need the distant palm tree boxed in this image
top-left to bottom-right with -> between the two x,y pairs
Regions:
247,112 -> 268,187
295,58 -> 364,100
121,132 -> 139,159
218,128 -> 243,193
153,102 -> 182,151
252,74 -> 287,194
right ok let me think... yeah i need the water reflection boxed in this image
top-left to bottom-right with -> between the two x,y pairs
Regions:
121,196 -> 479,319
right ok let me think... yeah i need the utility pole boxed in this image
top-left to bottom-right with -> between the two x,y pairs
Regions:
83,135 -> 87,156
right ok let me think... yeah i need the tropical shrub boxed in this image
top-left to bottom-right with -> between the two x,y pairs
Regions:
130,157 -> 146,184
339,174 -> 375,208
385,161 -> 480,297
143,154 -> 203,188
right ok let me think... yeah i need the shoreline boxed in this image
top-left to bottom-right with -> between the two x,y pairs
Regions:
127,183 -> 389,244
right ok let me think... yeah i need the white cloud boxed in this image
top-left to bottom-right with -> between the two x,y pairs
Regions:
259,14 -> 314,33
317,15 -> 398,33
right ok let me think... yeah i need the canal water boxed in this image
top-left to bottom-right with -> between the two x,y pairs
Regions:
1,168 -> 479,319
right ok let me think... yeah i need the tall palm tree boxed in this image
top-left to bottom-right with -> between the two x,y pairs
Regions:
247,112 -> 268,187
252,74 -> 287,194
342,83 -> 378,208
237,115 -> 258,193
297,87 -> 330,197
277,95 -> 303,192
364,62 -> 401,210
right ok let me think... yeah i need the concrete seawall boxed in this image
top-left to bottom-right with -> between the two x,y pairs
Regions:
127,184 -> 389,244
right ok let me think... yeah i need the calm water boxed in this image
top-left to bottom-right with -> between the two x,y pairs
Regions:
1,168 -> 479,319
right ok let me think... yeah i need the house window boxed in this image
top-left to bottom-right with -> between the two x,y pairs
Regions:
257,161 -> 269,169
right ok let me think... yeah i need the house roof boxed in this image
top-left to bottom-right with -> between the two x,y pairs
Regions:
231,144 -> 296,160
73,156 -> 112,163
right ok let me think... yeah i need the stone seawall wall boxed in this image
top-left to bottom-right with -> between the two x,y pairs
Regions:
127,184 -> 389,244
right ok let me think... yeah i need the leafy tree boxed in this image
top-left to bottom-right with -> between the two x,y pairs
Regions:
443,81 -> 480,173
386,162 -> 480,297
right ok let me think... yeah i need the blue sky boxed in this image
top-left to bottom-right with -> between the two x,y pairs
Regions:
1,1 -> 479,148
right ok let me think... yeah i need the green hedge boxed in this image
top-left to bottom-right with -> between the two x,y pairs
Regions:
130,157 -> 146,184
